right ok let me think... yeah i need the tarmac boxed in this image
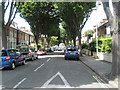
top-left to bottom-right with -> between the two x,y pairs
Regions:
80,54 -> 119,89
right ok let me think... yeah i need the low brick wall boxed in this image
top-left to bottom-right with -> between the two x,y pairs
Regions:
83,50 -> 112,63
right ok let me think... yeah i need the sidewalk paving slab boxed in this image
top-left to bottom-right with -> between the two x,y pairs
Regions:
80,54 -> 119,88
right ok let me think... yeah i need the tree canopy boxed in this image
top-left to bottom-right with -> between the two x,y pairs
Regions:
55,2 -> 95,47
16,2 -> 60,49
16,2 -> 95,49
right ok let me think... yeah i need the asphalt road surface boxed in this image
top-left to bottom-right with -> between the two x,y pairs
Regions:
1,51 -> 110,89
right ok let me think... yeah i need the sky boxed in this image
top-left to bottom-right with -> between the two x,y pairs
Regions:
5,1 -> 107,32
5,3 -> 30,31
82,1 -> 107,34
13,13 -> 31,30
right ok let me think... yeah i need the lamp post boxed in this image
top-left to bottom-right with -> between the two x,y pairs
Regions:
95,0 -> 101,58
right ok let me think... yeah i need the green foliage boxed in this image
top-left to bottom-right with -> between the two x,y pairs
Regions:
82,43 -> 90,50
98,36 -> 112,53
85,30 -> 95,39
55,2 -> 95,46
16,2 -> 60,46
50,36 -> 58,46
83,36 -> 112,53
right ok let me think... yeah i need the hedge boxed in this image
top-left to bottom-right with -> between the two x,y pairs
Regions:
82,36 -> 112,53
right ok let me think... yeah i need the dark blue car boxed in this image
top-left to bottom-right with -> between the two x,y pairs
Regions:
64,47 -> 80,60
0,49 -> 26,70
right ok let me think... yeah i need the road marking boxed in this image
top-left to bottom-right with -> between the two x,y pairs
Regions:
47,58 -> 51,62
34,63 -> 44,72
41,72 -> 70,88
92,75 -> 111,88
13,78 -> 26,89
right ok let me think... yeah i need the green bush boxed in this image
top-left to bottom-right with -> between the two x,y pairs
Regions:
98,36 -> 112,53
82,36 -> 112,53
82,43 -> 90,50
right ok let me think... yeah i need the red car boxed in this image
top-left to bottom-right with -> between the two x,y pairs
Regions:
37,49 -> 47,55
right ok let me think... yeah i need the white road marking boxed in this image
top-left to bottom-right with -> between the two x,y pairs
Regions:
34,63 -> 44,72
41,72 -> 70,88
92,75 -> 111,88
47,58 -> 51,62
13,78 -> 27,89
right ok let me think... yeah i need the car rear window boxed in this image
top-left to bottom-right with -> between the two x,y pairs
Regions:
0,50 -> 7,56
38,49 -> 44,51
8,50 -> 16,55
67,48 -> 77,51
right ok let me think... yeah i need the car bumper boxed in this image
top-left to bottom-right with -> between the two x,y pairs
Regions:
0,61 -> 11,68
65,54 -> 79,59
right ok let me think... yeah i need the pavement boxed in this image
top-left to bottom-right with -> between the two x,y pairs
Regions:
80,54 -> 119,89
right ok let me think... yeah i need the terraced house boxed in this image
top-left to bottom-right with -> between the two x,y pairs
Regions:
6,22 -> 34,49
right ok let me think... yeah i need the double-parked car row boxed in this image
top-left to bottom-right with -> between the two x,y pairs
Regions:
0,47 -> 38,70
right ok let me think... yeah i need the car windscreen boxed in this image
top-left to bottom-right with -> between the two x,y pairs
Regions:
20,48 -> 29,52
0,50 -> 7,56
67,48 -> 77,51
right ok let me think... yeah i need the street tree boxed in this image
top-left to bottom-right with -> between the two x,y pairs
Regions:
85,30 -> 95,40
56,2 -> 95,48
16,2 -> 59,49
102,1 -> 120,77
2,0 -> 20,49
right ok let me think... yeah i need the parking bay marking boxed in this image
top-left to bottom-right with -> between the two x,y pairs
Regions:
41,72 -> 70,88
34,63 -> 44,72
47,58 -> 51,62
13,78 -> 27,89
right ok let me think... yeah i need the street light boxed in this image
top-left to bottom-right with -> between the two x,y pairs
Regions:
95,0 -> 101,58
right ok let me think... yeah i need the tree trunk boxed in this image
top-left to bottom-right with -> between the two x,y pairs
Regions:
78,30 -> 82,50
0,3 -> 2,49
2,2 -> 7,49
2,26 -> 7,49
34,34 -> 39,50
103,1 -> 120,77
118,1 -> 120,76
111,2 -> 120,76
46,36 -> 50,47
73,38 -> 76,47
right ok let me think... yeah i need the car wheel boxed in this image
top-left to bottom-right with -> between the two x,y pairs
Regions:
22,60 -> 26,65
36,56 -> 38,59
77,57 -> 80,60
65,57 -> 67,60
31,56 -> 34,61
10,63 -> 15,70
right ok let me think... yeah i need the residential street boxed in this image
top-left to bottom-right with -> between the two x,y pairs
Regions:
1,51 -> 110,89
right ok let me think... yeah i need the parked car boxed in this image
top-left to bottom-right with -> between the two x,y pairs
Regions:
57,47 -> 62,51
37,49 -> 47,55
46,48 -> 52,52
19,47 -> 38,61
0,49 -> 26,69
64,47 -> 80,60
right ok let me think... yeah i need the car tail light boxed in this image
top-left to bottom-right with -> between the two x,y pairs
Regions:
65,51 -> 68,54
5,56 -> 10,61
